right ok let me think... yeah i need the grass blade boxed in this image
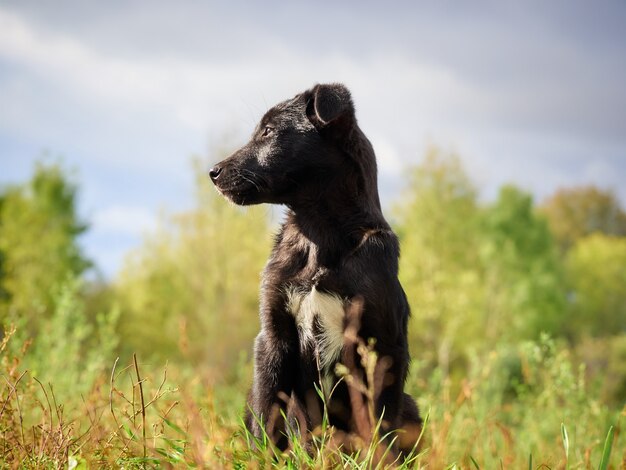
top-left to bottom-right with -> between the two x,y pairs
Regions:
597,425 -> 614,470
469,455 -> 480,469
561,423 -> 569,470
162,416 -> 186,436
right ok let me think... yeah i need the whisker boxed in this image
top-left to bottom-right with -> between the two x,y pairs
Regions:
235,169 -> 261,192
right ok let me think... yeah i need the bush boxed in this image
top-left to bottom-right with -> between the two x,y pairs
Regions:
409,335 -> 622,468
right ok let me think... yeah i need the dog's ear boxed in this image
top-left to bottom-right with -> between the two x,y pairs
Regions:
306,83 -> 355,129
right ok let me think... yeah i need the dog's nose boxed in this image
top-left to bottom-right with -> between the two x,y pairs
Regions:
209,166 -> 223,181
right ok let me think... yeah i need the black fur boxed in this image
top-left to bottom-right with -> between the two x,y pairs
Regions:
210,83 -> 421,452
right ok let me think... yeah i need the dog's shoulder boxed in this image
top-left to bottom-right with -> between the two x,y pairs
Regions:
341,227 -> 401,283
348,227 -> 400,260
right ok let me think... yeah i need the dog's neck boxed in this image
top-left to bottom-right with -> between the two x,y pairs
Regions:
285,198 -> 388,267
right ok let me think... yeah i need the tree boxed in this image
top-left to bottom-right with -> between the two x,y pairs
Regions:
481,186 -> 565,339
394,150 -> 567,378
565,233 -> 626,338
0,162 -> 89,327
540,186 -> 626,252
394,148 -> 484,375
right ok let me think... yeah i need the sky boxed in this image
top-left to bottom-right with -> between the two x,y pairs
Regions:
1,1 -> 625,278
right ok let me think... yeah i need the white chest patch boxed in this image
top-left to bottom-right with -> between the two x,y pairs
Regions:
286,287 -> 346,371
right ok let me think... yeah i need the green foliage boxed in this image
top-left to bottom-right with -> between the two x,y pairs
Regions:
0,162 -> 89,327
395,149 -> 565,378
565,233 -> 626,337
411,335 -> 621,468
0,279 -> 120,466
395,148 -> 484,374
6,277 -> 120,404
2,321 -> 624,468
481,185 -> 565,338
565,234 -> 626,404
116,160 -> 271,372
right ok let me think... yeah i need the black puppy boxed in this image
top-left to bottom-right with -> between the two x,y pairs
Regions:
210,83 -> 421,453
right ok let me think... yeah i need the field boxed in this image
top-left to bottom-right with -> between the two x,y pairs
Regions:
1,152 -> 625,468
1,320 -> 622,468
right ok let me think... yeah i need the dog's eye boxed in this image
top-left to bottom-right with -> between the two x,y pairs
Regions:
261,126 -> 274,137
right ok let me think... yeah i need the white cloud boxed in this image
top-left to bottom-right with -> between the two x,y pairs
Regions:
0,7 -> 477,137
0,8 -> 197,123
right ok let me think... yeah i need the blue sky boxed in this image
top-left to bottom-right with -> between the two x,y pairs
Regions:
1,1 -> 625,277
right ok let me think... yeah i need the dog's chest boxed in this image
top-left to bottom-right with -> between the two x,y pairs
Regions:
286,286 -> 345,371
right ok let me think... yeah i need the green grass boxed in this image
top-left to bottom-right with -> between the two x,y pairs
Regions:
1,323 -> 624,469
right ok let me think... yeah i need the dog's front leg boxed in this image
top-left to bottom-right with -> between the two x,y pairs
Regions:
245,323 -> 299,450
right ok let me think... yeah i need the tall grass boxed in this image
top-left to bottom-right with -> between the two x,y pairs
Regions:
0,284 -> 623,468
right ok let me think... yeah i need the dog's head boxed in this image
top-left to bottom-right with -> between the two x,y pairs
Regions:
210,83 -> 379,209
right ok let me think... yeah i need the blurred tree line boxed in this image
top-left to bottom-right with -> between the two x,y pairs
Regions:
0,163 -> 89,323
1,150 -> 625,404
